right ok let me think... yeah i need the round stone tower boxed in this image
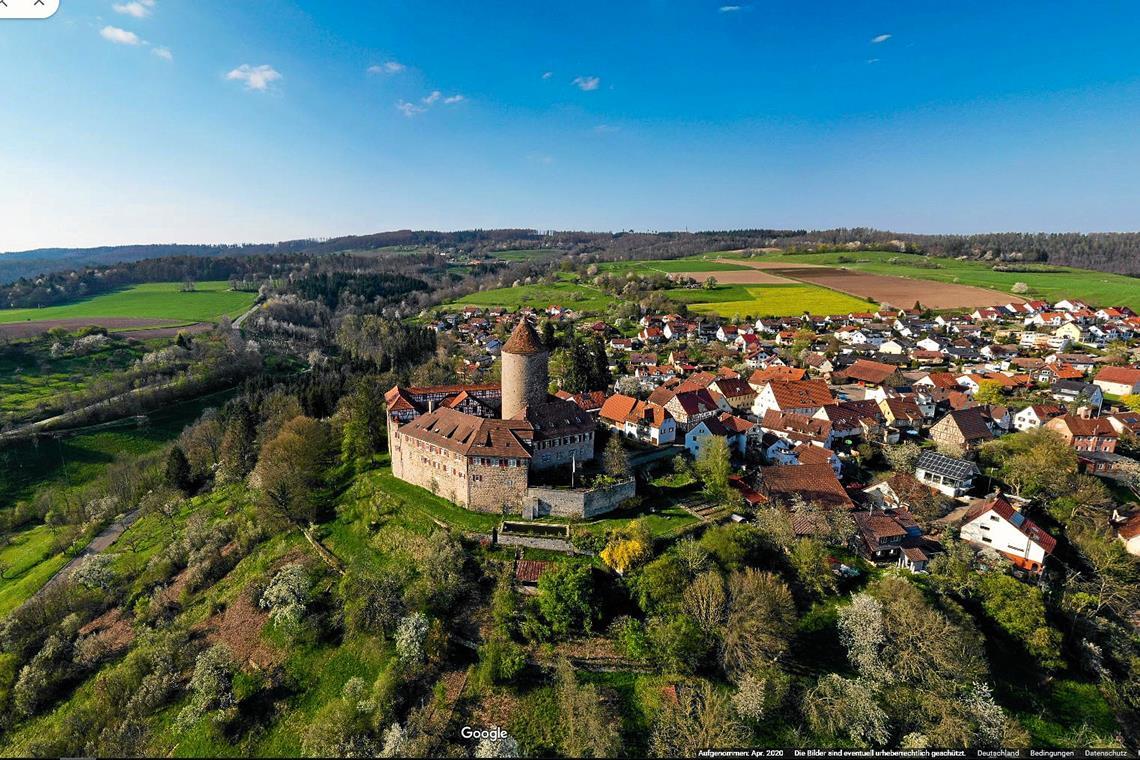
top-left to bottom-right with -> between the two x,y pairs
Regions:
501,319 -> 549,419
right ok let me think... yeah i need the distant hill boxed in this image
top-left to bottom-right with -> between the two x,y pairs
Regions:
3,227 -> 1138,285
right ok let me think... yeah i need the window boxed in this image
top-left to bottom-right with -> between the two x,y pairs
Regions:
982,537 -> 992,543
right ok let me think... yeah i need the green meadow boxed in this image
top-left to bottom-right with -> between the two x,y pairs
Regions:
0,281 -> 256,325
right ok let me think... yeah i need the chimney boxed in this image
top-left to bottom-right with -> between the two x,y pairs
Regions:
429,399 -> 436,413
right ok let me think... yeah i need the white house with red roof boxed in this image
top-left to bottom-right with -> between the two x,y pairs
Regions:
959,494 -> 1056,573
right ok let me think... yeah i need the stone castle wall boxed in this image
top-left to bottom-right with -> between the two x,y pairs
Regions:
524,478 -> 637,519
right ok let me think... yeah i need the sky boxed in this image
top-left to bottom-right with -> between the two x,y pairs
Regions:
2,0 -> 1140,251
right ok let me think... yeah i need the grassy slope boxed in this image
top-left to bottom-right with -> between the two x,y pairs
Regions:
0,281 -> 256,325
0,339 -> 148,421
727,250 -> 1140,310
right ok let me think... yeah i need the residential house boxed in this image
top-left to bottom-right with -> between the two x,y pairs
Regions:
959,494 -> 1056,572
599,394 -> 677,446
914,451 -> 980,497
840,358 -> 901,388
759,463 -> 854,510
685,416 -> 744,458
709,377 -> 757,412
751,379 -> 836,418
1012,404 -> 1065,432
1050,380 -> 1104,411
878,396 -> 924,433
1094,365 -> 1140,397
1043,414 -> 1118,453
929,407 -> 994,452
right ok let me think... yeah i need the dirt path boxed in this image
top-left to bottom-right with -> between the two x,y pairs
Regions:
42,508 -> 141,591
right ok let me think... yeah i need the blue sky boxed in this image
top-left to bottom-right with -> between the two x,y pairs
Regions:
2,1 -> 1140,250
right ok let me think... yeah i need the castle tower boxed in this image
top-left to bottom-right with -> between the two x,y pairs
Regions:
501,319 -> 549,419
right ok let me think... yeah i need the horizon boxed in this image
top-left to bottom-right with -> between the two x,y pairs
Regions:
4,1 -> 1140,249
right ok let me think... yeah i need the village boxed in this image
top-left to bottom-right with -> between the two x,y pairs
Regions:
403,295 -> 1140,577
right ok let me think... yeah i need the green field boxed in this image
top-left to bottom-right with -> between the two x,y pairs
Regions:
446,273 -> 874,317
680,283 -> 874,317
720,250 -> 1140,310
598,257 -> 750,274
0,281 -> 257,325
448,281 -> 618,313
488,248 -> 557,261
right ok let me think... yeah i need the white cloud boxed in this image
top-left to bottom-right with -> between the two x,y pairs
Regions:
396,100 -> 426,117
867,58 -> 880,64
423,90 -> 441,104
572,75 -> 600,91
367,61 -> 406,75
871,33 -> 891,43
542,71 -> 553,80
593,123 -> 620,134
152,46 -> 173,61
113,0 -> 154,18
443,94 -> 465,104
226,64 -> 282,92
100,25 -> 141,45
719,5 -> 741,12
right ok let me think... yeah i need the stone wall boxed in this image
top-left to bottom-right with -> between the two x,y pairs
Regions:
524,479 -> 637,519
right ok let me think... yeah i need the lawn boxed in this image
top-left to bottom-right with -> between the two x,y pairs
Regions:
447,281 -> 617,314
728,250 -> 1140,310
678,283 -> 875,318
0,281 -> 257,325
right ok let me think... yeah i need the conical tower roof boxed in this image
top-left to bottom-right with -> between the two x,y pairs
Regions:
503,319 -> 546,355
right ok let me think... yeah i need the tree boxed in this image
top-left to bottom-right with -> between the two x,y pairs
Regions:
537,564 -> 596,638
695,436 -> 732,503
702,276 -> 718,290
163,446 -> 194,494
883,440 -> 922,472
217,400 -> 257,483
647,615 -> 712,673
602,435 -> 631,480
649,681 -> 748,757
980,428 -> 1077,498
259,563 -> 312,636
339,379 -> 389,468
251,416 -> 334,523
837,594 -> 889,682
176,645 -> 235,730
555,659 -> 621,758
719,569 -> 796,677
599,520 -> 651,575
683,570 -> 727,632
1011,281 -> 1030,294
788,538 -> 838,598
976,574 -> 1063,670
1123,394 -> 1140,413
802,674 -> 889,748
394,612 -> 430,667
973,379 -> 1005,406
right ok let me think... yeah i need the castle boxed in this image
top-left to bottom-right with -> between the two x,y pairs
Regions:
386,320 -> 597,512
